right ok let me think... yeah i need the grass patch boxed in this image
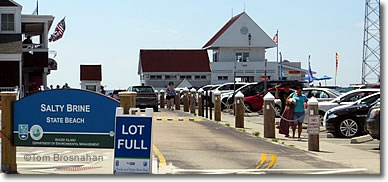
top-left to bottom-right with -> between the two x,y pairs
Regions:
288,144 -> 295,147
272,138 -> 279,142
225,123 -> 230,127
252,131 -> 260,137
238,128 -> 246,132
281,142 -> 285,144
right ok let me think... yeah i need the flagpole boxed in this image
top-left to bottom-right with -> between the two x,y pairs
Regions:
276,29 -> 279,80
37,0 -> 38,15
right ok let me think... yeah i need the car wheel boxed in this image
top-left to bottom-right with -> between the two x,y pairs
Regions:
319,111 -> 327,126
153,106 -> 158,112
274,105 -> 281,117
336,118 -> 360,138
244,102 -> 253,112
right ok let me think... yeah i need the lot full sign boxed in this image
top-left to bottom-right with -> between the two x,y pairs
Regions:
13,89 -> 119,148
114,109 -> 153,174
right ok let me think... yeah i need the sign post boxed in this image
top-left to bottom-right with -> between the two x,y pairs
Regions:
114,108 -> 153,174
308,97 -> 319,151
0,92 -> 18,174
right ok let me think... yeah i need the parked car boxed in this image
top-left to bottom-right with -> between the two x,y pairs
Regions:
111,89 -> 127,101
243,88 -> 284,115
129,86 -> 158,112
220,83 -> 257,110
324,92 -> 380,138
366,102 -> 380,140
318,88 -> 380,121
226,80 -> 303,107
334,87 -> 356,94
303,88 -> 340,102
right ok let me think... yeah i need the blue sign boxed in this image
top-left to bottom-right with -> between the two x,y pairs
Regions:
114,115 -> 152,174
13,89 -> 120,148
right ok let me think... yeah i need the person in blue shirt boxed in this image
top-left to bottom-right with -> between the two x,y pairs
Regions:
166,82 -> 176,110
288,86 -> 308,140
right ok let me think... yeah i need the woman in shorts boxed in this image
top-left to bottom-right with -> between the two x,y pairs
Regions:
166,82 -> 176,110
288,87 -> 308,140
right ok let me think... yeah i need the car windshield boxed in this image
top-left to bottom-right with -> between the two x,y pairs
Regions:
132,87 -> 154,93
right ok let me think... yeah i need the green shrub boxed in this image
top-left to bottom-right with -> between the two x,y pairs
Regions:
252,131 -> 260,137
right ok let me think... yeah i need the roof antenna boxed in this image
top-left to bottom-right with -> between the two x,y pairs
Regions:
244,1 -> 246,12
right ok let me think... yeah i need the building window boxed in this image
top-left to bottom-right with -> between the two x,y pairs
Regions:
150,75 -> 162,80
218,76 -> 228,80
236,52 -> 249,62
180,75 -> 192,80
165,75 -> 177,80
201,75 -> 206,79
1,14 -> 15,31
213,51 -> 219,62
195,75 -> 206,80
86,85 -> 97,92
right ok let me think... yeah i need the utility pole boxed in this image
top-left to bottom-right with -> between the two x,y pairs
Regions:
362,0 -> 380,84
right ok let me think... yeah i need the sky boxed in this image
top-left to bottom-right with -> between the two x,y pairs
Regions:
16,0 -> 372,89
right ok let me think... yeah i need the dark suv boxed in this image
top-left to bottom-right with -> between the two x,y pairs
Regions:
129,86 -> 158,112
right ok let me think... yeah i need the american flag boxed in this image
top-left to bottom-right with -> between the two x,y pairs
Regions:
49,17 -> 66,42
273,33 -> 278,44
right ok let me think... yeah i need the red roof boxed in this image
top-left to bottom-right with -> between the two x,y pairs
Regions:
140,50 -> 211,73
80,65 -> 102,81
202,12 -> 244,49
0,0 -> 18,6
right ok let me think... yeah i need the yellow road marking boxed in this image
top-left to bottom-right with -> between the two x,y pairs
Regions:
152,144 -> 166,167
266,154 -> 277,169
256,153 -> 268,169
154,118 -> 203,122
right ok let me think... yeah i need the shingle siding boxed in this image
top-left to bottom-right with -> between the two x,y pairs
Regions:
0,34 -> 22,54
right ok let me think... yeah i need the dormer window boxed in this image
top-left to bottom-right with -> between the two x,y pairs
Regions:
1,13 -> 15,31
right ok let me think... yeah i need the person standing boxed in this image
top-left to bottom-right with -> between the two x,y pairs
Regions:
166,82 -> 176,110
288,86 -> 308,140
275,84 -> 294,137
275,84 -> 292,115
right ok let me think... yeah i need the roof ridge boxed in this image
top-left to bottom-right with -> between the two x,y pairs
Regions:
202,12 -> 245,49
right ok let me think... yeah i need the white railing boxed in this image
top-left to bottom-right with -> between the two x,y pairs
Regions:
22,44 -> 48,52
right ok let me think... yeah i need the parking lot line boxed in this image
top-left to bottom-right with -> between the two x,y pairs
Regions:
152,144 -> 166,167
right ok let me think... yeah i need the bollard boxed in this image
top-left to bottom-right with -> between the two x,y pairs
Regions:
209,91 -> 213,120
175,89 -> 180,111
205,90 -> 209,118
263,92 -> 275,138
190,88 -> 196,114
214,90 -> 221,121
235,91 -> 244,128
183,87 -> 189,112
308,97 -> 320,151
197,88 -> 204,116
0,92 -> 18,174
160,90 -> 165,109
119,91 -> 137,114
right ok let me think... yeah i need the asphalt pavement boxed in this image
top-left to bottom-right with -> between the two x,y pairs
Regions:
152,109 -> 365,174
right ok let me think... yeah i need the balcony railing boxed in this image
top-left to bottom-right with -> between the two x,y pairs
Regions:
22,44 -> 48,52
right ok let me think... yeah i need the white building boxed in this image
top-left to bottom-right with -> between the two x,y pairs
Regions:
0,0 -> 57,95
203,12 -> 278,84
138,49 -> 211,91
